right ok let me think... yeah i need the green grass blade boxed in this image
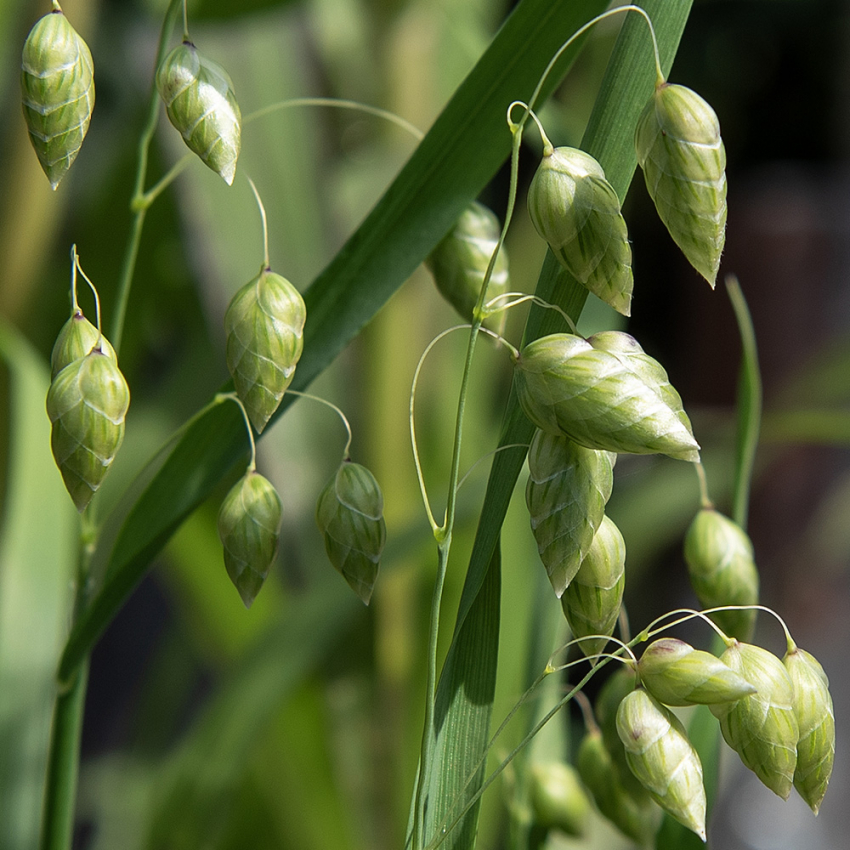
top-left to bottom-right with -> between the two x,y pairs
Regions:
57,0 -> 617,683
420,4 -> 695,848
0,321 -> 77,850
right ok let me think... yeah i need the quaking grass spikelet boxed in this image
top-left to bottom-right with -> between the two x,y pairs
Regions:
225,268 -> 306,433
316,460 -> 386,604
217,471 -> 282,607
635,82 -> 726,286
50,309 -> 115,379
156,40 -> 241,185
525,429 -> 614,597
528,146 -> 633,316
46,346 -> 129,511
528,761 -> 590,837
425,201 -> 509,329
21,4 -> 94,189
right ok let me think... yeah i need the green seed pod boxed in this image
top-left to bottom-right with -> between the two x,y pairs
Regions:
684,508 -> 759,641
617,688 -> 707,841
217,471 -> 282,608
514,332 -> 700,462
709,641 -> 799,799
20,6 -> 95,190
525,430 -> 614,597
156,40 -> 241,185
784,647 -> 835,813
638,637 -> 757,706
46,347 -> 130,511
528,761 -> 590,837
224,268 -> 306,434
424,201 -> 509,329
635,82 -> 727,286
528,147 -> 633,316
560,514 -> 625,659
50,310 -> 116,379
315,461 -> 386,605
576,730 -> 660,847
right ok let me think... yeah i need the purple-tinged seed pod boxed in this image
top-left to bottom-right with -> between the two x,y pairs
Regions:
784,647 -> 835,814
514,332 -> 700,462
528,147 -> 633,316
217,471 -> 282,608
224,268 -> 306,434
21,5 -> 94,189
525,429 -> 614,597
709,641 -> 799,799
638,637 -> 757,707
617,688 -> 707,842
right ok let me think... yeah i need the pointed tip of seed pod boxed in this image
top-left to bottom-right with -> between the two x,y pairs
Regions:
221,164 -> 236,186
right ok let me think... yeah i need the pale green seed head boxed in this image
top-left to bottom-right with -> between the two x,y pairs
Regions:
217,471 -> 283,608
50,310 -> 116,378
784,647 -> 835,813
528,146 -> 633,316
225,269 -> 306,433
635,83 -> 726,286
576,731 -> 660,847
525,430 -> 614,597
156,41 -> 241,184
528,761 -> 590,837
21,9 -> 94,189
515,332 -> 700,462
616,688 -> 707,842
425,201 -> 509,329
316,461 -> 386,604
561,514 -> 625,659
46,348 -> 130,511
709,641 -> 799,799
684,508 -> 759,641
638,637 -> 757,706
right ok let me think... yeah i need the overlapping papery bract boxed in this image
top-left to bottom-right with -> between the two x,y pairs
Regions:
635,82 -> 727,286
525,429 -> 614,597
514,331 -> 700,461
217,471 -> 283,608
528,147 -> 633,316
21,7 -> 94,189
50,309 -> 116,378
46,347 -> 129,511
560,514 -> 625,659
425,201 -> 509,329
637,637 -> 756,707
710,642 -> 799,799
225,269 -> 306,433
315,461 -> 386,604
784,647 -> 835,813
617,688 -> 707,841
684,508 -> 759,641
156,40 -> 241,185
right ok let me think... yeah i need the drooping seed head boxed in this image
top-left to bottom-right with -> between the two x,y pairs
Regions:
525,430 -> 614,597
638,637 -> 757,706
561,514 -> 625,659
784,647 -> 835,813
224,269 -> 306,433
709,641 -> 799,799
684,508 -> 759,641
217,471 -> 283,608
50,309 -> 116,379
425,201 -> 509,329
616,688 -> 707,841
576,730 -> 660,847
315,461 -> 386,604
514,332 -> 700,462
46,347 -> 130,511
528,147 -> 633,316
635,83 -> 727,286
21,7 -> 95,189
528,761 -> 590,837
156,40 -> 241,185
